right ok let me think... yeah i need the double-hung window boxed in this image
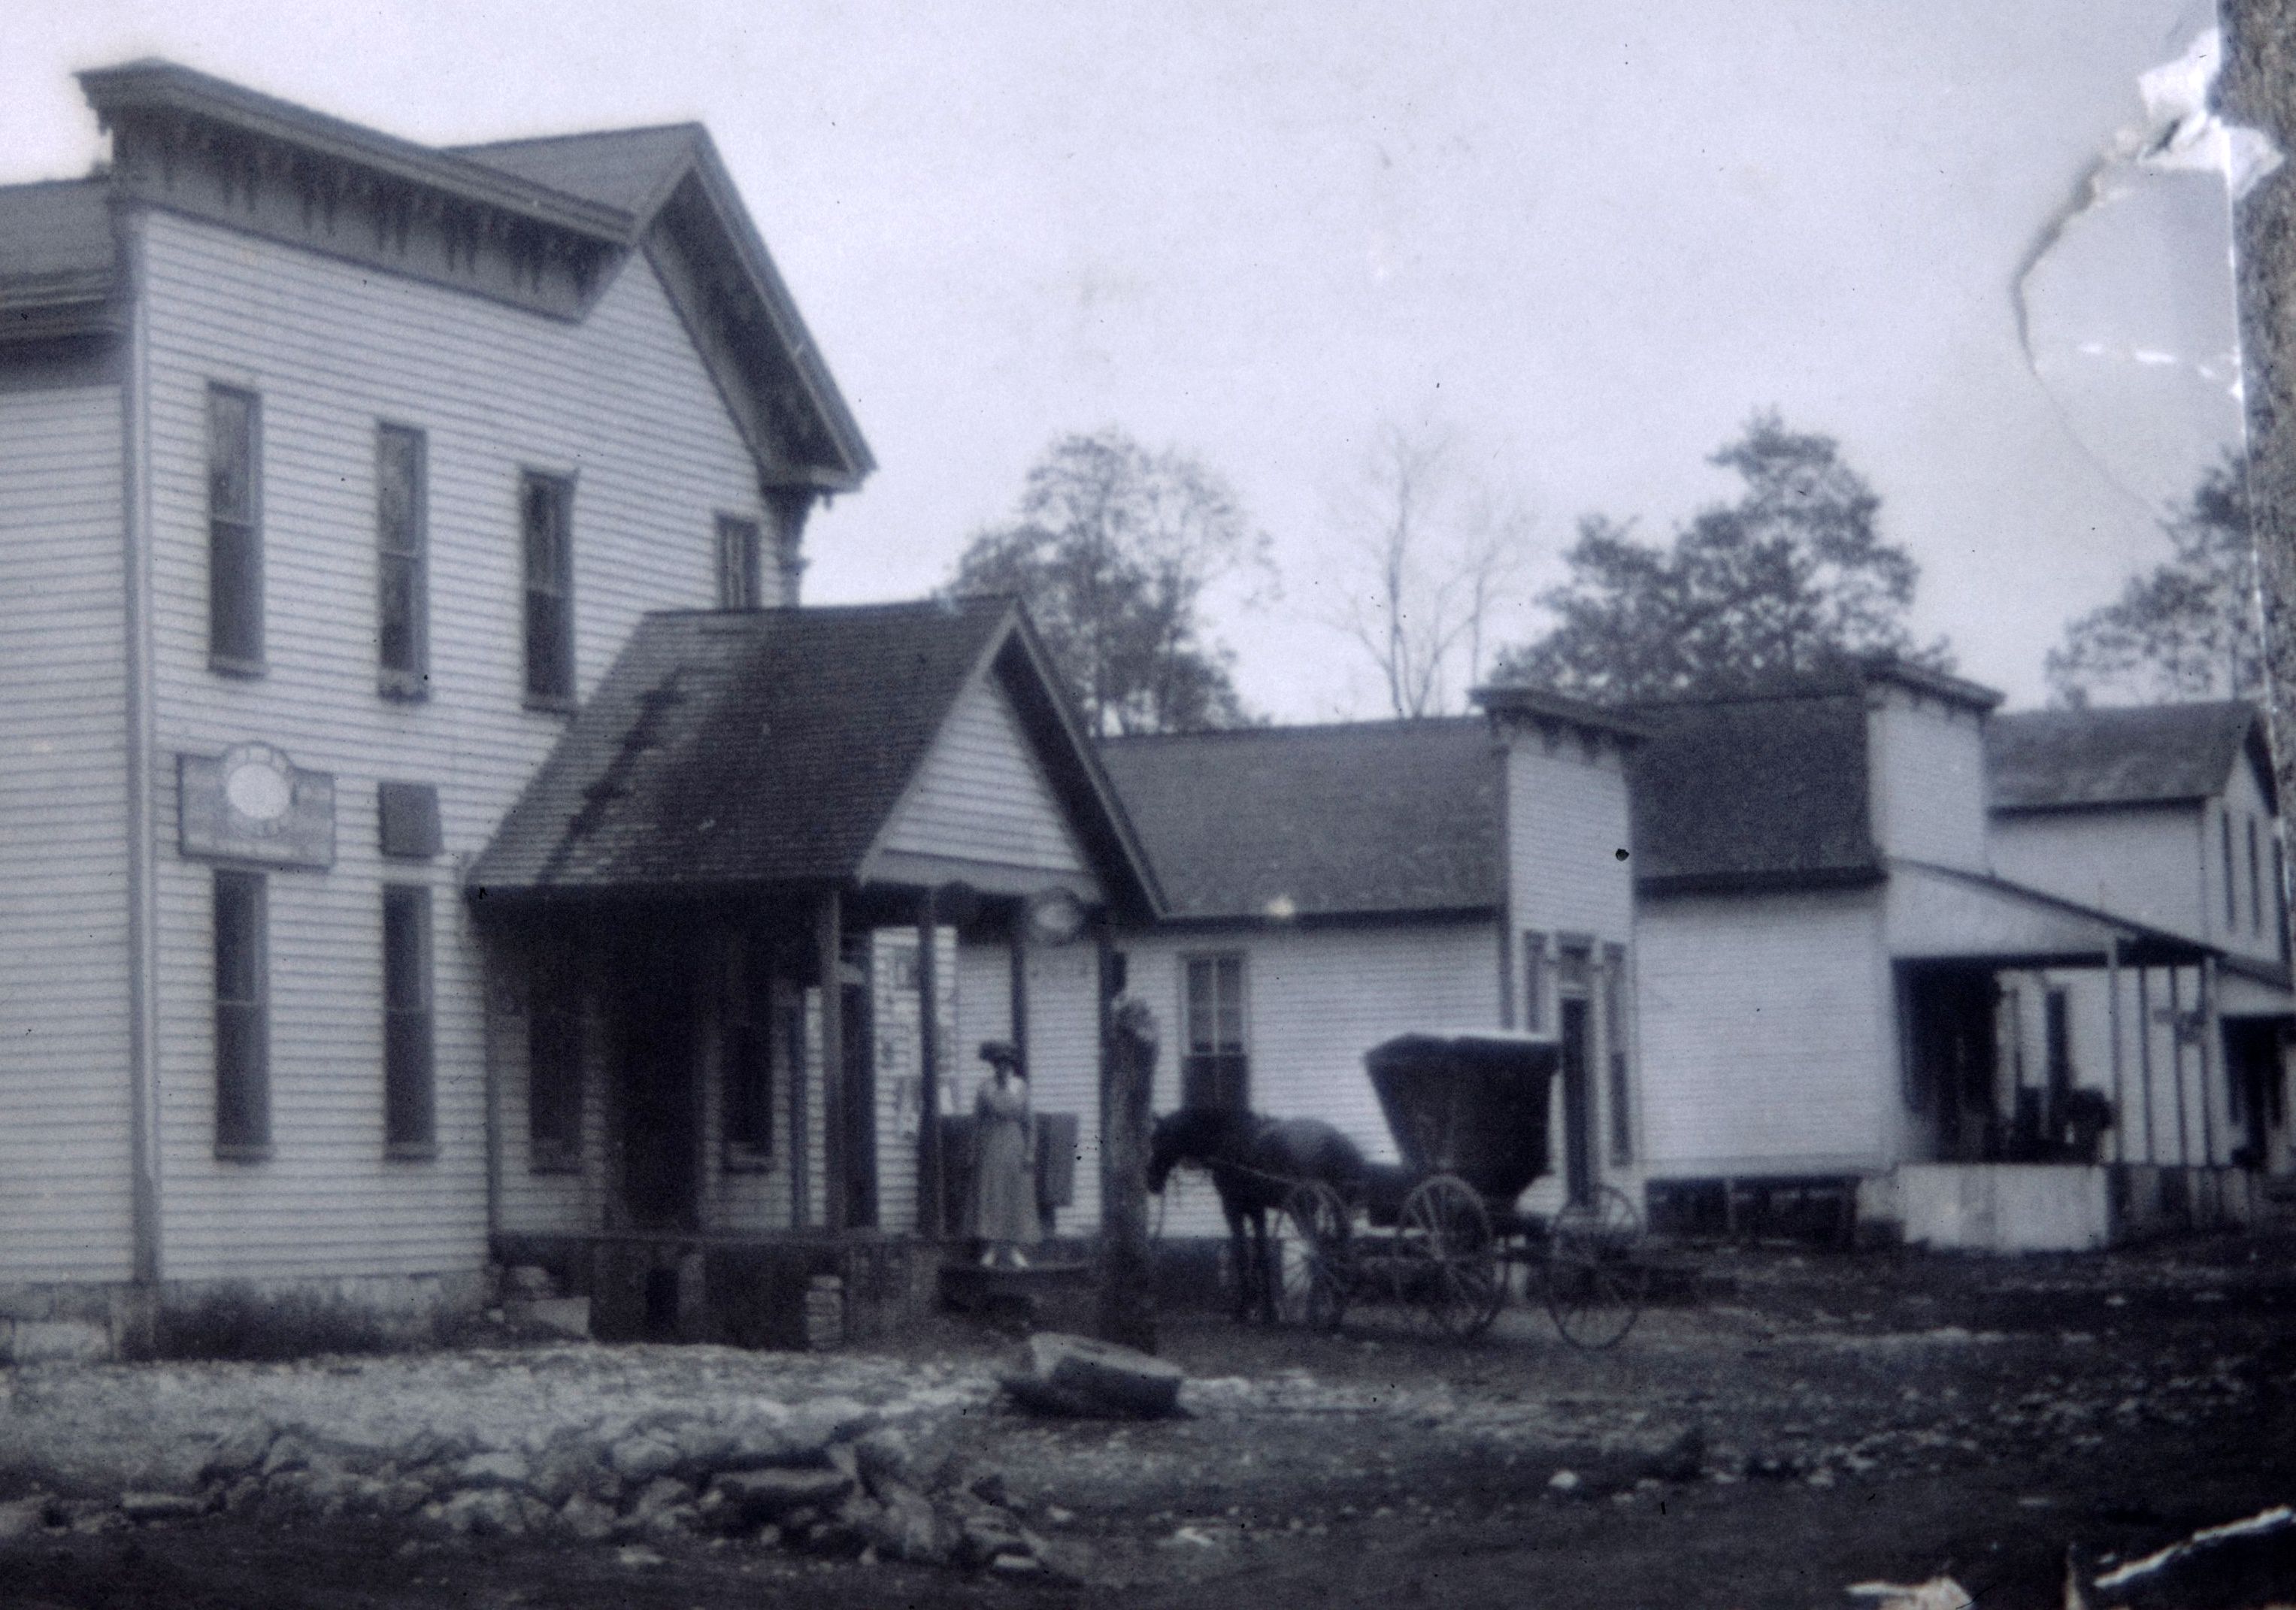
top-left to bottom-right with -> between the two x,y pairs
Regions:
207,386 -> 262,670
382,885 -> 435,1155
521,473 -> 574,705
377,425 -> 428,696
717,515 -> 763,610
528,952 -> 583,1170
214,869 -> 269,1155
1181,953 -> 1248,1111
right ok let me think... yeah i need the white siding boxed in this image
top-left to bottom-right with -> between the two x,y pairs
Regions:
1507,732 -> 1634,946
878,674 -> 1089,877
2216,759 -> 2282,964
1125,921 -> 1503,1239
1869,690 -> 1989,870
1990,807 -> 2207,943
136,207 -> 777,1282
0,376 -> 133,1282
1634,888 -> 1895,1177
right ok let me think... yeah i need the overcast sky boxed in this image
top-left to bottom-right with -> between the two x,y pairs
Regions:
5,0 -> 2237,719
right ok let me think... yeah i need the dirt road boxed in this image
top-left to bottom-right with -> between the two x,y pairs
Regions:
5,1235 -> 2293,1608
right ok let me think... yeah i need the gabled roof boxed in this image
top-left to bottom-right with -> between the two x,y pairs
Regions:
1625,689 -> 1882,894
1987,701 -> 2276,815
468,599 -> 1157,914
1097,720 -> 1502,922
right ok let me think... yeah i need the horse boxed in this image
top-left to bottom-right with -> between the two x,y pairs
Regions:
1146,1107 -> 1367,1322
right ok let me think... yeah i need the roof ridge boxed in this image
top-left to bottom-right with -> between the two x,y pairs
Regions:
1101,716 -> 1486,746
450,123 -> 707,153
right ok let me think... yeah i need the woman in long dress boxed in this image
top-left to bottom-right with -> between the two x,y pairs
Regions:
971,1041 -> 1039,1267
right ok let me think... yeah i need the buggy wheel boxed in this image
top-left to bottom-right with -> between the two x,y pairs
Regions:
1544,1184 -> 1647,1350
1399,1175 -> 1503,1339
1274,1180 -> 1352,1331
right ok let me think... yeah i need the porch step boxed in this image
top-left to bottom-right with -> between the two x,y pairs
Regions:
939,1259 -> 1092,1316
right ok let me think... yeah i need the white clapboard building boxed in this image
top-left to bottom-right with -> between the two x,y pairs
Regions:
0,62 -> 1159,1357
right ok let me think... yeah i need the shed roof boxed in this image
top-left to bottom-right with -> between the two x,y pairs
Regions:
1623,690 -> 1882,893
468,598 -> 1156,912
1096,720 -> 1501,922
1987,701 -> 2275,814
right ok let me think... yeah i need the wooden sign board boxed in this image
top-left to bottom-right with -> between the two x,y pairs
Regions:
179,743 -> 335,870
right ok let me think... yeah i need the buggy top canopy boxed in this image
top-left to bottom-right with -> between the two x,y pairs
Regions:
1364,1032 -> 1561,1206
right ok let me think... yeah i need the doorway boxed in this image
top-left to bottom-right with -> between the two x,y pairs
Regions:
1559,996 -> 1594,1206
1905,965 -> 2002,1162
613,954 -> 698,1231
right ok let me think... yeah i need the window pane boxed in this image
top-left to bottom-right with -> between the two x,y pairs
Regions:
386,1012 -> 435,1146
211,520 -> 261,663
522,477 -> 572,699
383,888 -> 430,1011
377,428 -> 421,554
379,554 -> 418,674
207,390 -> 253,522
214,870 -> 267,1151
718,516 -> 761,610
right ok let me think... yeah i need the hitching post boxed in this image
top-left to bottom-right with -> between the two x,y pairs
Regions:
1098,991 -> 1160,1353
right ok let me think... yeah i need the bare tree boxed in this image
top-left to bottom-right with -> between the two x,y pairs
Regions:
1327,424 -> 1534,718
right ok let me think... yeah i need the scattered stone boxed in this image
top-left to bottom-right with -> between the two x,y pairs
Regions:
856,1479 -> 951,1565
969,1471 -> 1010,1509
0,1497 -> 46,1541
710,1467 -> 854,1527
454,1450 -> 531,1490
607,1434 -> 680,1485
854,1427 -> 914,1493
1547,1469 -> 1581,1493
119,1490 -> 206,1524
783,1397 -> 879,1450
992,1554 -> 1044,1574
627,1476 -> 696,1531
616,1545 -> 665,1569
259,1435 -> 311,1478
559,1493 -> 618,1542
200,1423 -> 275,1484
440,1488 -> 523,1538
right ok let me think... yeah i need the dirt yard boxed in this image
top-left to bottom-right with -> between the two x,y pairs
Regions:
5,1234 -> 2295,1609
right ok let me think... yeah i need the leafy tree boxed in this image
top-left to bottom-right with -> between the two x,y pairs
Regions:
950,430 -> 1268,735
1328,424 -> 1532,718
2046,459 -> 2263,707
1495,413 -> 1946,702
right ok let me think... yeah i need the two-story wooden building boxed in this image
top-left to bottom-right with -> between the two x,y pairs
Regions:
0,63 -> 1156,1357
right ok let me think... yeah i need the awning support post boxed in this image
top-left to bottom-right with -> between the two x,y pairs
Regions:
818,885 -> 847,1236
2107,940 -> 2125,1164
916,888 -> 942,1239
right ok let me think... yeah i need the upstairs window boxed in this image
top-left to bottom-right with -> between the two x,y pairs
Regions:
2224,809 -> 2240,931
1181,952 -> 1249,1110
377,425 -> 428,696
717,515 -> 764,610
382,886 -> 435,1156
213,869 -> 269,1156
207,386 -> 262,670
521,473 -> 574,705
2249,816 -> 2264,937
1522,931 -> 1547,1032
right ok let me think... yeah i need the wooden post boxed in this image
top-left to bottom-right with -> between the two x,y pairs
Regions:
2170,967 -> 2190,1169
916,889 -> 943,1239
818,886 -> 846,1236
1098,987 -> 1159,1353
2107,941 -> 2126,1165
2138,965 -> 2156,1164
1008,914 -> 1030,1076
2201,956 -> 2222,1171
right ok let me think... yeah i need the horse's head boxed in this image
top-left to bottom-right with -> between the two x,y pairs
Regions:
1146,1106 -> 1229,1194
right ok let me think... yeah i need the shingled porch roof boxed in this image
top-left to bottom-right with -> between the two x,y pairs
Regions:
468,598 -> 1159,915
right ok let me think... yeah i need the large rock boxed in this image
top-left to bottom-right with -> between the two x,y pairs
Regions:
1000,1333 -> 1183,1419
709,1467 -> 854,1526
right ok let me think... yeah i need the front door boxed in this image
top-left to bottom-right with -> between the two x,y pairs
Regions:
1560,996 -> 1594,1206
616,958 -> 698,1231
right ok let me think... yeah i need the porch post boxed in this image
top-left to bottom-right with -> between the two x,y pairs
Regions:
1009,915 -> 1031,1076
2138,965 -> 2156,1164
2107,941 -> 2125,1164
2201,956 -> 2222,1170
818,886 -> 847,1236
2170,967 -> 2191,1167
916,889 -> 942,1239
